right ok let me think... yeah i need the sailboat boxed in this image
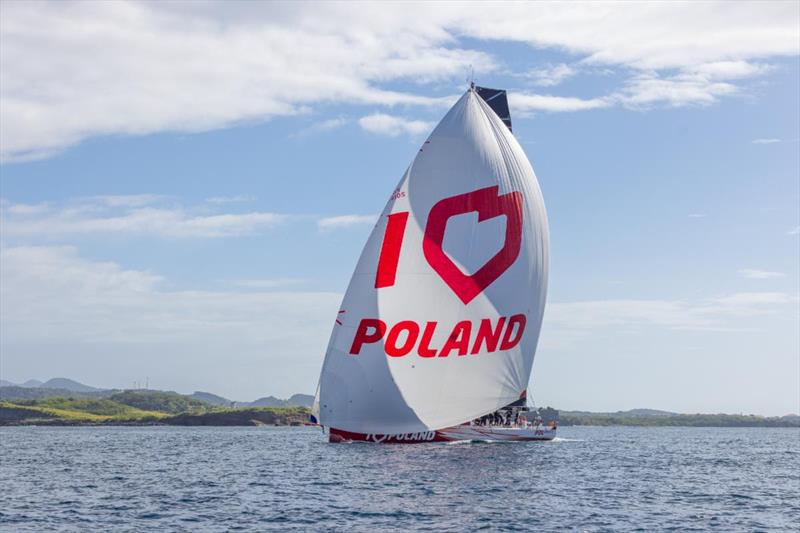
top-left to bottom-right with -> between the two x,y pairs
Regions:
312,84 -> 556,443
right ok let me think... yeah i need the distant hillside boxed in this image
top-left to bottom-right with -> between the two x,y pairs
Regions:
0,386 -> 110,401
40,378 -> 100,392
11,398 -> 166,420
166,407 -> 309,426
247,396 -> 288,407
0,378 -> 101,392
4,377 -> 793,428
0,394 -> 310,426
559,410 -> 800,428
190,391 -> 312,408
618,409 -> 677,417
1,378 -> 312,408
563,408 -> 678,417
244,394 -> 314,408
0,378 -> 100,391
109,390 -> 209,414
288,394 -> 314,408
190,391 -> 234,406
1,388 -> 797,427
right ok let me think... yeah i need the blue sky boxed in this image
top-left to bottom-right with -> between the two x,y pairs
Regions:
1,1 -> 798,415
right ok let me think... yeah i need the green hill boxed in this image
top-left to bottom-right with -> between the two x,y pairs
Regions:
0,397 -> 310,426
166,407 -> 310,426
190,391 -> 234,406
109,390 -> 210,414
559,410 -> 800,427
0,399 -> 166,423
33,397 -> 167,419
2,385 -> 796,428
0,386 -> 109,401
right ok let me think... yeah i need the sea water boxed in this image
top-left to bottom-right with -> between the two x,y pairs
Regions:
1,426 -> 798,531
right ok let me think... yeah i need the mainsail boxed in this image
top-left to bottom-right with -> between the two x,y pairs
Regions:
314,86 -> 548,435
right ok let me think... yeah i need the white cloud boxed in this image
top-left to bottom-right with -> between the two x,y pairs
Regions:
7,245 -> 163,292
2,2 -> 798,161
509,92 -> 610,113
0,2 -> 483,161
616,72 -> 738,108
290,117 -> 350,138
5,202 -> 50,215
1,245 -> 796,405
5,240 -> 316,396
540,291 -> 795,350
89,194 -> 164,207
4,246 -> 791,348
514,57 -> 776,112
788,226 -> 800,235
205,195 -> 256,204
358,113 -> 434,136
0,246 -> 341,362
458,3 -> 799,70
1,198 -> 286,238
1,197 -> 390,238
317,214 -> 378,231
688,213 -> 707,218
752,138 -> 782,144
515,63 -> 766,111
527,63 -> 576,87
232,278 -> 307,289
738,269 -> 786,280
691,61 -> 772,80
712,292 -> 791,306
311,118 -> 349,132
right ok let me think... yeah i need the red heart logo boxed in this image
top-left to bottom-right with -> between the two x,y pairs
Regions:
423,186 -> 523,304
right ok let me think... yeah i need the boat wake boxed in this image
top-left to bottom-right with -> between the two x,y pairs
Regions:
446,437 -> 560,445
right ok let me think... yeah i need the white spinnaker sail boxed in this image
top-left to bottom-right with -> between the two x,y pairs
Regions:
316,88 -> 548,435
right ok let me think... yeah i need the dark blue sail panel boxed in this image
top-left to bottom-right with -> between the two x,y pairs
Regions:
475,86 -> 512,132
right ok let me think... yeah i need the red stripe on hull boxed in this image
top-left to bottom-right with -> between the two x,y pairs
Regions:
330,428 -> 449,443
328,425 -> 556,444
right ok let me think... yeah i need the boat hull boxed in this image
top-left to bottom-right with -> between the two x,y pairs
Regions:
328,425 -> 556,443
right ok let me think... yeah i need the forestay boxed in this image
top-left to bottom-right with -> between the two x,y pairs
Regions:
314,87 -> 549,435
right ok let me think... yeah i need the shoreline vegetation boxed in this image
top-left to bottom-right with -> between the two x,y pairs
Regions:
1,383 -> 798,428
0,397 -> 311,427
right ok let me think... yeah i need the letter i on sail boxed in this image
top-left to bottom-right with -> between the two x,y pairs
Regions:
312,85 -> 556,443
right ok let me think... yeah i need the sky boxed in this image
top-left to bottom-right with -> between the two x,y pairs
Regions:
1,1 -> 798,415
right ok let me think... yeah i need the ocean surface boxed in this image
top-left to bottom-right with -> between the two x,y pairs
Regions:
1,426 -> 798,532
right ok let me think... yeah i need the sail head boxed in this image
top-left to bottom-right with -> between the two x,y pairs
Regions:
475,85 -> 512,131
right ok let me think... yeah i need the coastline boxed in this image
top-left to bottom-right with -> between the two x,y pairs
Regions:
2,389 -> 797,429
2,406 -> 797,429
